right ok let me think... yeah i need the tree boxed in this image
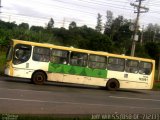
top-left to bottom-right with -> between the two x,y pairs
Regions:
18,23 -> 29,30
47,18 -> 54,31
30,26 -> 44,32
69,21 -> 77,30
112,16 -> 124,33
104,10 -> 113,35
0,20 -> 17,30
95,13 -> 102,33
143,23 -> 160,43
104,15 -> 132,54
145,42 -> 160,67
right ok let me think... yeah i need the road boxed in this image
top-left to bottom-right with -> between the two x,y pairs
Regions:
0,75 -> 160,116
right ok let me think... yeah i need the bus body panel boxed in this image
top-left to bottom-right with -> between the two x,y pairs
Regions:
48,73 -> 64,82
119,81 -> 149,89
107,70 -> 153,89
11,61 -> 49,78
47,73 -> 106,86
48,63 -> 107,79
5,61 -> 14,77
5,67 -> 11,76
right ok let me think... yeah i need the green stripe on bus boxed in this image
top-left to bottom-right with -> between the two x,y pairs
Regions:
48,63 -> 107,78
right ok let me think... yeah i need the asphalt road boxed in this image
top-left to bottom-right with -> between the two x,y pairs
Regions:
0,75 -> 160,116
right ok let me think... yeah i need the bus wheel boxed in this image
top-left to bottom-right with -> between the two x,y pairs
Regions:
32,71 -> 46,85
106,79 -> 120,91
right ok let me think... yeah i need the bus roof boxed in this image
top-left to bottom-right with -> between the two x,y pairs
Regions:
12,39 -> 155,63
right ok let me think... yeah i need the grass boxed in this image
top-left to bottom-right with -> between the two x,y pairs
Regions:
0,51 -> 6,75
153,81 -> 160,90
0,114 -> 91,120
153,69 -> 160,90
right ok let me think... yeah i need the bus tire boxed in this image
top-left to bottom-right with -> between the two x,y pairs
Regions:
106,79 -> 120,91
31,71 -> 46,85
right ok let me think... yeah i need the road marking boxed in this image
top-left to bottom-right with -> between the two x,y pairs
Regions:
0,97 -> 160,110
109,96 -> 160,102
0,87 -> 54,94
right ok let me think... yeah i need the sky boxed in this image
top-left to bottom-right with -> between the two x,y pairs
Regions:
1,0 -> 160,29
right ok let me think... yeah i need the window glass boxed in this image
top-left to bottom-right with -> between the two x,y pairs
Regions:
108,57 -> 125,71
13,44 -> 32,65
6,46 -> 13,61
126,60 -> 139,73
89,55 -> 106,62
70,52 -> 88,67
139,62 -> 152,75
88,55 -> 106,69
51,49 -> 69,64
33,47 -> 50,62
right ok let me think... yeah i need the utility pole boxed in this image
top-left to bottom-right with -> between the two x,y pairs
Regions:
62,17 -> 66,28
130,0 -> 149,56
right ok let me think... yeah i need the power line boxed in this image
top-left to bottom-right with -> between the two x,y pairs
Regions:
2,0 -> 160,29
1,12 -> 96,27
2,0 -> 136,20
3,0 -> 160,17
37,0 -> 134,17
34,0 -> 97,16
3,11 -> 159,26
79,0 -> 129,5
76,0 -> 133,11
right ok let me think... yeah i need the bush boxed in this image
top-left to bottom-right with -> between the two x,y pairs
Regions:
0,51 -> 6,75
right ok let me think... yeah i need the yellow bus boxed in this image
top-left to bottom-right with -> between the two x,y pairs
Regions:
5,39 -> 155,90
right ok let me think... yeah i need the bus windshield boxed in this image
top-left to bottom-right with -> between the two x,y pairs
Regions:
6,46 -> 13,61
13,44 -> 32,65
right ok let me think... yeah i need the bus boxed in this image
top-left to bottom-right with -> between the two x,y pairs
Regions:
5,39 -> 155,90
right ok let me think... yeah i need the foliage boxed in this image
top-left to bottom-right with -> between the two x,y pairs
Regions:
69,21 -> 77,30
30,26 -> 44,32
153,82 -> 160,90
104,14 -> 133,55
135,44 -> 150,58
0,51 -> 6,75
0,13 -> 160,65
46,18 -> 54,32
95,13 -> 103,33
2,114 -> 90,120
18,23 -> 29,30
145,42 -> 160,68
143,23 -> 160,43
104,10 -> 113,36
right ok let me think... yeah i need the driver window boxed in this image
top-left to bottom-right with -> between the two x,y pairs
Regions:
13,44 -> 32,65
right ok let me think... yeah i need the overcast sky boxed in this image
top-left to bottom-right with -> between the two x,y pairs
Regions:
1,0 -> 160,29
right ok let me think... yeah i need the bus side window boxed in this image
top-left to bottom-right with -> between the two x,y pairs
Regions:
33,47 -> 50,62
70,52 -> 87,67
107,57 -> 125,71
125,60 -> 139,74
51,49 -> 69,64
139,62 -> 152,75
88,55 -> 106,69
